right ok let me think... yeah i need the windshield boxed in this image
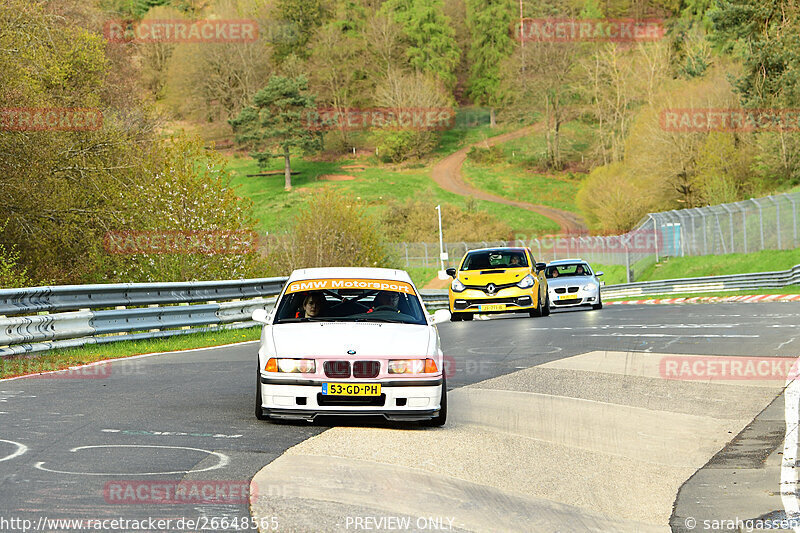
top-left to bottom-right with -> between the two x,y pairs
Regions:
460,250 -> 528,270
274,280 -> 427,325
545,263 -> 593,278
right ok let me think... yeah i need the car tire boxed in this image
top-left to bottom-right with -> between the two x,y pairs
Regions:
255,367 -> 268,421
462,313 -> 474,321
450,312 -> 462,322
422,377 -> 447,427
542,292 -> 551,316
592,294 -> 603,310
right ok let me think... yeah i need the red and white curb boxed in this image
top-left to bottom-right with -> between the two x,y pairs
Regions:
606,294 -> 800,305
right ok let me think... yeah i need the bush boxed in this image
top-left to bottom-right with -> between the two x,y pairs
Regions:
467,145 -> 505,164
266,190 -> 395,271
373,130 -> 439,163
382,198 -> 512,242
0,242 -> 30,288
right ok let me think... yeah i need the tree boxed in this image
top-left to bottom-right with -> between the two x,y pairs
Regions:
272,0 -> 331,62
465,0 -> 514,125
229,76 -> 322,191
380,0 -> 461,87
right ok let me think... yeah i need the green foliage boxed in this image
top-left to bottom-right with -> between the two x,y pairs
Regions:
266,190 -> 394,271
0,241 -> 30,289
710,0 -> 800,107
274,0 -> 331,62
230,76 -> 323,188
380,0 -> 461,87
373,130 -> 438,163
100,136 -> 265,283
381,199 -> 512,242
466,145 -> 504,164
465,0 -> 514,105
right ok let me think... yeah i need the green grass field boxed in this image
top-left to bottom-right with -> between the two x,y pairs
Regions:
225,154 -> 558,236
462,160 -> 583,215
590,249 -> 799,286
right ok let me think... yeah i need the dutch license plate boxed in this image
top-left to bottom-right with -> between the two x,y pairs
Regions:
322,383 -> 381,396
479,304 -> 506,312
559,294 -> 578,301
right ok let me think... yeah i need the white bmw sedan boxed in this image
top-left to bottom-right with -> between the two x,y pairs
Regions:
544,259 -> 604,310
252,267 -> 450,425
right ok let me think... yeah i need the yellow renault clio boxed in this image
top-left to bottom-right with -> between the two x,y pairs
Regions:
446,247 -> 549,321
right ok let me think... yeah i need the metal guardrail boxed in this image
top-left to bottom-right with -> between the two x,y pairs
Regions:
599,264 -> 800,299
3,266 -> 796,357
418,264 -> 800,308
0,278 -> 289,357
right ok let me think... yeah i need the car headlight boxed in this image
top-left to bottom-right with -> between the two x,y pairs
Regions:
265,358 -> 315,373
388,359 -> 439,374
451,278 -> 466,292
582,284 -> 595,291
516,274 -> 535,289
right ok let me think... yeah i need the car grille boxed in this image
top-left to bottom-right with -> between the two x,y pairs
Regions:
554,287 -> 580,294
317,393 -> 386,407
353,361 -> 380,378
324,361 -> 351,378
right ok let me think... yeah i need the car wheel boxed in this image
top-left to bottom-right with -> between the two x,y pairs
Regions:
255,366 -> 268,421
542,292 -> 551,316
462,313 -> 474,321
592,294 -> 603,310
422,377 -> 447,427
450,312 -> 462,322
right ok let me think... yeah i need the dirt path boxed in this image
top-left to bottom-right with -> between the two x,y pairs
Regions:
431,125 -> 588,234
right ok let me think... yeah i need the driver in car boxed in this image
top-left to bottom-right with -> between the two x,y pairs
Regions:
369,291 -> 401,313
295,292 -> 324,318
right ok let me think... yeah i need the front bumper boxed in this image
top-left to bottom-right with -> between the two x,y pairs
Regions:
259,377 -> 443,421
549,287 -> 599,307
448,287 -> 538,314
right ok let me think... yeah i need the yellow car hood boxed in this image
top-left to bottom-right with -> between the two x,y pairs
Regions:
458,267 -> 529,285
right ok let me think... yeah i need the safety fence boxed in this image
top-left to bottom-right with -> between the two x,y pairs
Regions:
393,191 -> 800,282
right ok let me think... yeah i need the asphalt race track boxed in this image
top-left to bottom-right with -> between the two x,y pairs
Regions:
1,302 -> 799,532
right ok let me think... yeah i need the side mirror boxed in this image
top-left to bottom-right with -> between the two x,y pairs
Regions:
252,308 -> 269,324
432,309 -> 452,324
535,262 -> 546,272
445,267 -> 457,278
596,271 -> 604,277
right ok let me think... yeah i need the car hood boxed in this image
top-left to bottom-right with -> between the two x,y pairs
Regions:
458,267 -> 529,285
270,322 -> 432,357
546,277 -> 597,288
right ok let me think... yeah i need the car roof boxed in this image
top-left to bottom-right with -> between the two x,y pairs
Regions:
287,267 -> 413,284
547,258 -> 589,265
464,247 -> 528,253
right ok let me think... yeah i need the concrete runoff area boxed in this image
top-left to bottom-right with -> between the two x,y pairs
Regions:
250,351 -> 785,532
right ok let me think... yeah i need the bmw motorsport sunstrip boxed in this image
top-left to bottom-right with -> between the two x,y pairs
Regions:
251,267 -> 451,425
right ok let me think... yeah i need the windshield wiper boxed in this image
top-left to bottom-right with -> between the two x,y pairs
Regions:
276,317 -> 345,323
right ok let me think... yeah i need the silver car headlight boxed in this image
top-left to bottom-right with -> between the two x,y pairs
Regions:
451,278 -> 466,292
582,283 -> 595,291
